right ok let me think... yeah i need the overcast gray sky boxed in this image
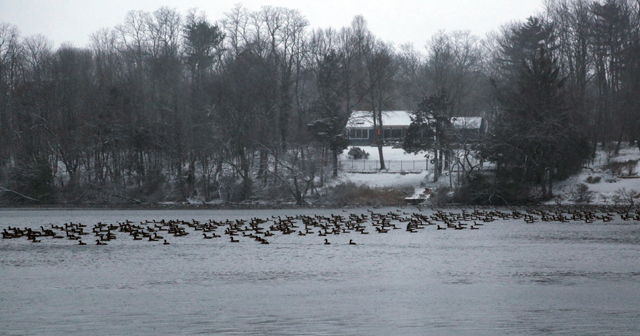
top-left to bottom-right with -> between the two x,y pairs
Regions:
0,0 -> 544,49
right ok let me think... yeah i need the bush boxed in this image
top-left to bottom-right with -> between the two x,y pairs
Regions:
217,175 -> 247,202
1,159 -> 54,203
327,182 -> 412,206
604,160 -> 638,176
347,147 -> 370,160
452,173 -> 536,205
612,188 -> 638,206
573,183 -> 593,203
431,186 -> 453,206
585,176 -> 601,184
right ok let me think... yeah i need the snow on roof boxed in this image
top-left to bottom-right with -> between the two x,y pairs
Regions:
347,111 -> 413,128
347,111 -> 482,129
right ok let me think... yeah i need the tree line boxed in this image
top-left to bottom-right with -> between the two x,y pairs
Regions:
405,0 -> 640,204
0,0 -> 639,205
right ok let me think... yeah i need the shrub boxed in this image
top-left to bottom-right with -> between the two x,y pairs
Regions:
612,188 -> 638,206
604,160 -> 638,176
431,186 -> 453,206
347,147 -> 370,160
451,173 -> 536,205
327,182 -> 412,206
573,183 -> 593,203
1,159 -> 54,203
217,175 -> 247,202
585,176 -> 601,184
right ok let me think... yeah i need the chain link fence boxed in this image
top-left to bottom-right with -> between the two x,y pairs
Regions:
340,159 -> 428,173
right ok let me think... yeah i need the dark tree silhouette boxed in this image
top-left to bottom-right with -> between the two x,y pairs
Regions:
403,92 -> 451,182
484,40 -> 591,202
308,50 -> 350,177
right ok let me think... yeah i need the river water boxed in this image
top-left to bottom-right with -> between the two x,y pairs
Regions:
1,208 -> 639,335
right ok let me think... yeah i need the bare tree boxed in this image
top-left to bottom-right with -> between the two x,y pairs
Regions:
395,43 -> 426,109
424,30 -> 483,117
589,0 -> 637,153
362,40 -> 398,170
0,23 -> 22,168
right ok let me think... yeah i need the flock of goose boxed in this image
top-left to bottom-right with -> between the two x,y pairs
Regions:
2,206 -> 639,246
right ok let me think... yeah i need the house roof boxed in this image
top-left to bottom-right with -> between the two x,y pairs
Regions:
347,111 -> 483,129
347,111 -> 413,128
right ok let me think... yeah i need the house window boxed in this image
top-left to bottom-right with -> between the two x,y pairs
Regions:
349,129 -> 369,139
391,129 -> 402,138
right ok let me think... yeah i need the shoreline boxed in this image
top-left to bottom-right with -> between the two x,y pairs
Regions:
1,202 -> 637,212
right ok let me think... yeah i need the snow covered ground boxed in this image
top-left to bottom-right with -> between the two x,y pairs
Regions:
335,146 -> 432,202
337,144 -> 640,205
552,144 -> 640,205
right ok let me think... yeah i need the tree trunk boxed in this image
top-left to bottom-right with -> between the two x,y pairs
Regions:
257,149 -> 268,181
332,148 -> 339,177
433,149 -> 440,182
239,148 -> 252,200
376,112 -> 385,170
377,136 -> 385,170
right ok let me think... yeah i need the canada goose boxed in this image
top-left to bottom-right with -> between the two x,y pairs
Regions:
230,237 -> 239,243
324,238 -> 330,245
96,240 -> 107,245
78,240 -> 87,245
349,239 -> 356,245
163,240 -> 170,245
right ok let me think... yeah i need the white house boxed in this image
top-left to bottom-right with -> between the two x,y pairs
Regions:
345,111 -> 486,146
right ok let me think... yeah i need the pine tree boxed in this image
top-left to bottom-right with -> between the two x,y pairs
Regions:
483,40 -> 591,202
402,92 -> 451,182
308,50 -> 350,177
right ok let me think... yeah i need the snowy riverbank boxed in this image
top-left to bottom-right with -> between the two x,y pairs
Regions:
338,144 -> 640,206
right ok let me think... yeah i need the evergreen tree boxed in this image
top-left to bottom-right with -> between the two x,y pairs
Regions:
308,50 -> 350,177
496,17 -> 557,86
483,40 -> 591,203
402,91 -> 451,182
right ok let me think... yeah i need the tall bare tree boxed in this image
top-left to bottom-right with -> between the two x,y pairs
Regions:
0,23 -> 21,169
590,0 -> 636,152
362,40 -> 398,170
